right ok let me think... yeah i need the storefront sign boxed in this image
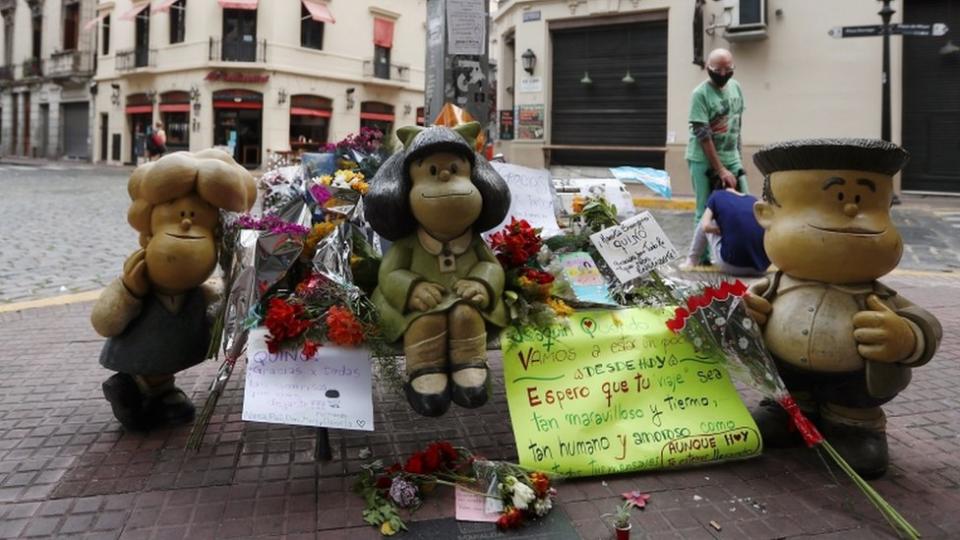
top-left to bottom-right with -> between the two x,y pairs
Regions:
523,10 -> 541,22
500,308 -> 761,476
242,328 -> 374,431
519,77 -> 542,93
516,104 -> 544,140
205,70 -> 270,83
498,109 -> 514,140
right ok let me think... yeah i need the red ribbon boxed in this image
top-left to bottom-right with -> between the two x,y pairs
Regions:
777,395 -> 824,447
665,280 -> 750,334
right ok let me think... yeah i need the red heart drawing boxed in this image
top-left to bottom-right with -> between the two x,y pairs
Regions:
733,433 -> 742,442
585,320 -> 593,328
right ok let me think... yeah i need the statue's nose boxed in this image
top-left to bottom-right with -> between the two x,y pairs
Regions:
843,203 -> 859,218
180,218 -> 192,231
438,169 -> 452,182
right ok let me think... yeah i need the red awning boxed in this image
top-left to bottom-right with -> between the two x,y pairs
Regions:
291,107 -> 332,118
217,0 -> 258,10
159,103 -> 190,113
119,2 -> 150,21
302,0 -> 335,23
152,0 -> 180,14
125,105 -> 153,114
82,11 -> 110,31
213,100 -> 262,110
374,18 -> 394,48
360,112 -> 394,122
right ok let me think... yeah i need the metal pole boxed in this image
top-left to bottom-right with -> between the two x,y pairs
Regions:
879,0 -> 894,141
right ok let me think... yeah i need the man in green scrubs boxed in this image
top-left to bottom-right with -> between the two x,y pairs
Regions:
686,48 -> 748,263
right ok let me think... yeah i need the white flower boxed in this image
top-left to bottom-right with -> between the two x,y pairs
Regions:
742,318 -> 753,330
532,497 -> 553,517
511,481 -> 536,510
714,317 -> 726,327
738,337 -> 749,350
694,337 -> 703,348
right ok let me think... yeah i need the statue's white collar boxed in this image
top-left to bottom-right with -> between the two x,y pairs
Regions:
417,228 -> 472,256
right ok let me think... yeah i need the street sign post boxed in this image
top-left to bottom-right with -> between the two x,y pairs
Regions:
827,0 -> 949,142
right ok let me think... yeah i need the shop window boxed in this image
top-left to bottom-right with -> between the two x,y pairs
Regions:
290,95 -> 331,152
31,10 -> 42,59
300,3 -> 323,50
160,91 -> 191,151
170,0 -> 186,44
63,2 -> 80,51
101,15 -> 111,55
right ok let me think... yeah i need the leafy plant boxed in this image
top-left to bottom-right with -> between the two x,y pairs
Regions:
603,501 -> 633,529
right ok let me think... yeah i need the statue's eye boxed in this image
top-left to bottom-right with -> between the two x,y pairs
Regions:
190,211 -> 196,218
837,192 -> 844,202
180,211 -> 186,217
450,163 -> 459,174
429,165 -> 437,176
855,195 -> 861,204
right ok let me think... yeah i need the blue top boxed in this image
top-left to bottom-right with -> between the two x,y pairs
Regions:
706,190 -> 770,272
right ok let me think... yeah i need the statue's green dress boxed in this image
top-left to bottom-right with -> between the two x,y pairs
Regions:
372,228 -> 507,342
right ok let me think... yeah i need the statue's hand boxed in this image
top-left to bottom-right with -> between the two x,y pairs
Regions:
853,294 -> 917,364
743,293 -> 772,327
407,282 -> 445,312
454,280 -> 489,309
121,249 -> 150,298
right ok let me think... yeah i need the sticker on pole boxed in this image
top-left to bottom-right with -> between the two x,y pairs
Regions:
589,211 -> 679,283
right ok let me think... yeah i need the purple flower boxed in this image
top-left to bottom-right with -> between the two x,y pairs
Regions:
235,214 -> 310,236
388,478 -> 420,508
309,184 -> 332,205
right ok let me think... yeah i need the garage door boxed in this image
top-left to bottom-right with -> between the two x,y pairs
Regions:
902,1 -> 960,193
550,17 -> 667,167
62,102 -> 90,160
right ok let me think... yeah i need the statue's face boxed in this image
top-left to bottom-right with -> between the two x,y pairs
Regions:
408,152 -> 482,240
144,193 -> 219,294
755,169 -> 902,284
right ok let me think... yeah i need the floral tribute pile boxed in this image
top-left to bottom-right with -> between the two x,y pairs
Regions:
355,441 -> 557,536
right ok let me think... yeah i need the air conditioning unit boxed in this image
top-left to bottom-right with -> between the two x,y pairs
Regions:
724,0 -> 767,42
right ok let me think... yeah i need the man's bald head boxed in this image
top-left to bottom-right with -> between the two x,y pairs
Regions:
707,48 -> 734,71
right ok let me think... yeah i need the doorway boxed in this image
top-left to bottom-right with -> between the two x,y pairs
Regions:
128,112 -> 152,163
100,113 -> 108,161
222,9 -> 258,61
213,89 -> 262,168
39,103 -> 49,158
22,91 -> 30,156
62,102 -> 90,159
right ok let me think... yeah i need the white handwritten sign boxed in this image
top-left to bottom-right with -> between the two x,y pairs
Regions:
488,162 -> 562,238
242,328 -> 374,431
590,211 -> 679,283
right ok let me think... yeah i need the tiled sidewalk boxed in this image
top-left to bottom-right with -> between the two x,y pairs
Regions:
1,274 -> 959,539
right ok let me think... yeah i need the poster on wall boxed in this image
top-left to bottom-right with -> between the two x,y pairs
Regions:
499,110 -> 515,140
517,104 -> 545,140
500,308 -> 761,476
446,0 -> 486,55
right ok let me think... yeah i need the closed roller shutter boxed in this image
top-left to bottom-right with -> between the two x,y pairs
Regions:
550,18 -> 667,167
902,1 -> 960,193
62,102 -> 90,160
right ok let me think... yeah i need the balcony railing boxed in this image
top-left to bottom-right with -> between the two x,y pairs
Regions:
0,65 -> 12,83
116,48 -> 157,71
47,50 -> 94,79
209,37 -> 266,63
22,58 -> 43,78
362,60 -> 411,82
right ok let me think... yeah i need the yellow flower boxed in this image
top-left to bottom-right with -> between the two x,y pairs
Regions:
547,298 -> 574,318
571,195 -> 586,214
517,276 -> 535,289
380,521 -> 396,536
319,175 -> 333,186
302,222 -> 338,260
351,180 -> 369,195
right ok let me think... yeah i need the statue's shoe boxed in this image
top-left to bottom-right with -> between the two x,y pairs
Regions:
450,362 -> 490,409
146,387 -> 196,426
403,366 -> 452,417
750,398 -> 815,448
102,373 -> 152,431
820,420 -> 889,479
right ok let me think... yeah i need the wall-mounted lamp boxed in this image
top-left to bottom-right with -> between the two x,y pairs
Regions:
110,83 -> 120,106
622,70 -> 635,84
145,90 -> 157,103
277,88 -> 287,105
192,117 -> 200,133
345,87 -> 355,110
189,85 -> 200,102
580,71 -> 593,85
521,48 -> 536,75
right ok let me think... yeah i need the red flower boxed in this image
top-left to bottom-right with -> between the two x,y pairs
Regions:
490,218 -> 543,269
423,446 -> 442,472
375,475 -> 393,489
301,340 -> 320,358
521,268 -> 555,285
530,472 -> 550,497
404,452 -> 425,475
326,305 -> 365,347
496,507 -> 524,530
435,441 -> 458,462
264,298 -> 311,350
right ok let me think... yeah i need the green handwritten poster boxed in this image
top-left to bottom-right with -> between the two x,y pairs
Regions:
500,308 -> 761,477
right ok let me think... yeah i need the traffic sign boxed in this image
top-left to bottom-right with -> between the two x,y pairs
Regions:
829,24 -> 885,38
829,22 -> 949,38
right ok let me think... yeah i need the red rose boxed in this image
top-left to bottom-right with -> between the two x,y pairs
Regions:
436,441 -> 458,462
375,475 -> 393,489
404,452 -> 425,475
302,340 -> 320,358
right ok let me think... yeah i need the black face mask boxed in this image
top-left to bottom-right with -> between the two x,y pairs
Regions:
708,69 -> 733,87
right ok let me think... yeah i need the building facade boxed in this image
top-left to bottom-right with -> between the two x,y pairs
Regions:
0,0 -> 98,160
92,0 -> 427,168
492,0 -> 960,195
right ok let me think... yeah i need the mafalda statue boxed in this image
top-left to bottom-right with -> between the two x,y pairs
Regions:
91,150 -> 257,430
745,139 -> 942,478
365,122 -> 510,417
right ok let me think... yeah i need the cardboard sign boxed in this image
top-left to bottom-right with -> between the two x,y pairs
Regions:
590,211 -> 679,284
500,309 -> 761,477
556,252 -> 617,306
454,485 -> 502,523
489,162 -> 562,238
242,328 -> 374,431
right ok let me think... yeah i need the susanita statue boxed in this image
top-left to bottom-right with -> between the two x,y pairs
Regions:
91,150 -> 257,430
364,122 -> 511,417
745,138 -> 942,478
